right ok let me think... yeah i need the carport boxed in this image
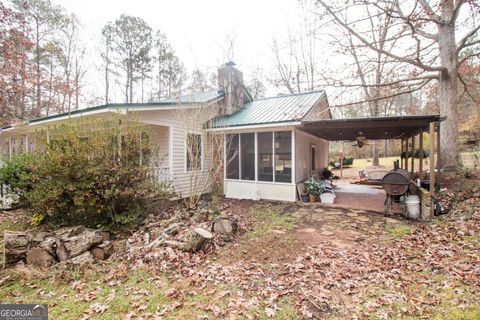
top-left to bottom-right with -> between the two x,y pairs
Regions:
299,114 -> 443,217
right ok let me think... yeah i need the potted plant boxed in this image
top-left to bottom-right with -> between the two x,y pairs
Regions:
304,178 -> 323,203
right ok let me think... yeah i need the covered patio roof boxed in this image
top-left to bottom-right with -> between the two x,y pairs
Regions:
299,115 -> 442,141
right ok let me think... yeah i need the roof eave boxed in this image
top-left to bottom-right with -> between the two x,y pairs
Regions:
207,120 -> 302,132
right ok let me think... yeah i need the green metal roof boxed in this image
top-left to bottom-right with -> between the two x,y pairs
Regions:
3,89 -> 224,129
210,90 -> 326,128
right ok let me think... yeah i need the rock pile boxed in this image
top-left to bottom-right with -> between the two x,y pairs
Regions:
4,226 -> 112,268
126,213 -> 238,257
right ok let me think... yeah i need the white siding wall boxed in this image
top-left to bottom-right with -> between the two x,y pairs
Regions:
224,180 -> 296,201
295,128 -> 329,183
150,125 -> 169,166
302,97 -> 331,121
138,108 -> 216,198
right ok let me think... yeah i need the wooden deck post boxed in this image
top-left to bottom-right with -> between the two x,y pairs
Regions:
429,122 -> 435,196
419,132 -> 424,180
411,134 -> 415,177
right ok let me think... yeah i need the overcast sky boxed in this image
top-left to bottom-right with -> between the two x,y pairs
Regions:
57,0 -> 305,99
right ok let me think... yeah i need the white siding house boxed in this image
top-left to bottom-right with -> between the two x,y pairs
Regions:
0,92 -> 224,200
210,89 -> 332,202
0,63 -> 332,203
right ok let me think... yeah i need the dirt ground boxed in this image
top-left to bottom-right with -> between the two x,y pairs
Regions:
1,199 -> 479,319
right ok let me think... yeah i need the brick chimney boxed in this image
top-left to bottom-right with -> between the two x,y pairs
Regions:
218,62 -> 245,115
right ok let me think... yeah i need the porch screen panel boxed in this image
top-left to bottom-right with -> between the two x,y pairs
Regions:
226,134 -> 239,179
240,133 -> 255,180
257,132 -> 273,181
274,131 -> 292,183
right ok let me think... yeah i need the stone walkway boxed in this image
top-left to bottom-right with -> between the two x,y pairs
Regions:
292,205 -> 410,248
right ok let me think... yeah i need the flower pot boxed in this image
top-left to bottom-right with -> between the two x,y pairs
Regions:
320,189 -> 335,204
309,194 -> 318,203
301,194 -> 309,203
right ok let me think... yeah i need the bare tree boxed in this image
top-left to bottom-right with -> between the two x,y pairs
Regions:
317,0 -> 480,170
344,6 -> 401,166
269,1 -> 321,94
174,103 -> 234,209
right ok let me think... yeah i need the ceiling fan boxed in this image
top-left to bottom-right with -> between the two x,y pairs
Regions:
352,131 -> 369,148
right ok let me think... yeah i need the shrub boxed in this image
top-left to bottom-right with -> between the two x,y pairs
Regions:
401,149 -> 430,159
0,114 -> 164,228
0,153 -> 36,206
329,156 -> 354,168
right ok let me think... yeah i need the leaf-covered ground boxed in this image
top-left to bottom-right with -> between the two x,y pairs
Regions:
0,199 -> 479,319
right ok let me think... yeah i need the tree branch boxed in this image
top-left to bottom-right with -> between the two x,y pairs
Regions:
456,24 -> 480,54
457,69 -> 477,104
329,78 -> 433,108
457,51 -> 480,68
416,0 -> 442,22
317,0 -> 445,73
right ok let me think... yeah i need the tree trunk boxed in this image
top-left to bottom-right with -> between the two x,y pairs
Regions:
181,228 -> 213,252
35,19 -> 41,117
437,22 -> 458,171
105,53 -> 109,104
372,140 -> 379,166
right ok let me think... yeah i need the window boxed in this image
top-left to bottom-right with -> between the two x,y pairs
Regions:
224,130 -> 292,184
257,132 -> 273,181
186,133 -> 202,171
12,137 -> 25,155
240,133 -> 255,180
310,144 -> 316,171
226,134 -> 239,179
274,131 -> 292,183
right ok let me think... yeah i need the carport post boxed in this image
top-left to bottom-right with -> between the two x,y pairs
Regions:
400,139 -> 403,169
429,122 -> 435,196
436,122 -> 441,183
405,136 -> 409,173
419,132 -> 424,180
411,134 -> 415,177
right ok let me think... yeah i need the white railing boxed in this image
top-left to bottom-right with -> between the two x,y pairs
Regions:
152,166 -> 171,182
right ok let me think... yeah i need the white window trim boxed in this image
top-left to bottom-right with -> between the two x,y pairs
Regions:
224,130 -> 294,185
184,131 -> 204,173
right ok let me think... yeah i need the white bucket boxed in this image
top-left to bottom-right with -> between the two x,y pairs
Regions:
320,190 -> 336,204
405,195 -> 420,219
